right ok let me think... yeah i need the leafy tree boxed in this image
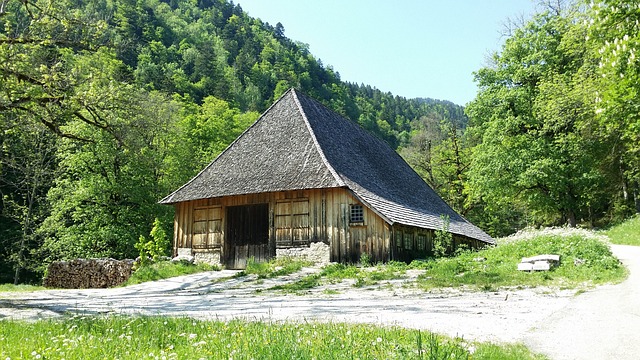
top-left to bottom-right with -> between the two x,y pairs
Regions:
589,0 -> 640,215
0,120 -> 57,283
39,88 -> 181,262
465,9 -> 609,229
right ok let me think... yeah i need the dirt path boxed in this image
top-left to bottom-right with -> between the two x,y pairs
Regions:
1,246 -> 638,359
523,245 -> 640,360
0,269 -> 574,343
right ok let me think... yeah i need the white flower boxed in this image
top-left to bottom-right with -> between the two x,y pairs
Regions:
189,334 -> 197,339
376,337 -> 382,342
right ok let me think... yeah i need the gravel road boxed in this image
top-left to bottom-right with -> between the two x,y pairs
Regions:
1,245 -> 638,360
522,245 -> 640,360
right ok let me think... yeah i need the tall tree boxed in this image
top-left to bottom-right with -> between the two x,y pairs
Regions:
589,0 -> 640,214
0,120 -> 57,283
466,9 -> 607,228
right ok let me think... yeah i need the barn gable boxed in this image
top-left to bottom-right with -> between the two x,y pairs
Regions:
161,88 -> 493,245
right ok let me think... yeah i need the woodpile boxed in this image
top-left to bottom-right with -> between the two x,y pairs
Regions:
43,258 -> 134,289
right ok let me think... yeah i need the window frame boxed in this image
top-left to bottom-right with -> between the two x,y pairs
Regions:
349,204 -> 365,225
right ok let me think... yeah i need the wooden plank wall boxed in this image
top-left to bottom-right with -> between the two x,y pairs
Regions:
171,188 -> 390,264
390,224 -> 489,262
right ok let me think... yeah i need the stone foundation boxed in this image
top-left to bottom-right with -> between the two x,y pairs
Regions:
193,251 -> 221,265
276,241 -> 330,265
175,243 -> 330,267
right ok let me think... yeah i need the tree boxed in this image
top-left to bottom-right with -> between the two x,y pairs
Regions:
0,120 -> 57,283
39,88 -> 181,262
0,0 -> 113,140
466,10 -> 608,228
589,0 -> 640,215
401,115 -> 471,215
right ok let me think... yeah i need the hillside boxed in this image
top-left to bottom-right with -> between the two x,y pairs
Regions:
2,0 -> 638,285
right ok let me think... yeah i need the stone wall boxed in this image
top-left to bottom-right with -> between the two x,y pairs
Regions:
193,251 -> 221,265
176,243 -> 330,266
276,241 -> 330,265
43,258 -> 134,289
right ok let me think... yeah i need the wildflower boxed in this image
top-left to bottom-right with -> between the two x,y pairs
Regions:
189,334 -> 197,339
376,337 -> 382,343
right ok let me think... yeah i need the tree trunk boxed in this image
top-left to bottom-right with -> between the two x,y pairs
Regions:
567,209 -> 577,227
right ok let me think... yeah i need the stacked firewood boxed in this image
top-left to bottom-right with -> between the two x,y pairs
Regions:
43,258 -> 134,289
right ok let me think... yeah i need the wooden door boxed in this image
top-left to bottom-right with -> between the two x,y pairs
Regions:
225,204 -> 270,269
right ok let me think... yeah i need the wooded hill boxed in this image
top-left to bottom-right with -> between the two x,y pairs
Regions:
1,0 -> 638,284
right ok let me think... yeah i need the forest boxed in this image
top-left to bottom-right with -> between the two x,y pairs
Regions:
0,0 -> 638,284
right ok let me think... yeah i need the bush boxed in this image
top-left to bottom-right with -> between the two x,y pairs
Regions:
135,218 -> 170,268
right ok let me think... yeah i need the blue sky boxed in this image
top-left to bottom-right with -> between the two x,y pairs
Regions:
236,1 -> 538,106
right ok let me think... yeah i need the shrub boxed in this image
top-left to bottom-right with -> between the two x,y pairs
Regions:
433,215 -> 453,257
135,218 -> 170,267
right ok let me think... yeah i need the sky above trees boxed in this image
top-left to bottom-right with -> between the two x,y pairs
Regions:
237,0 -> 538,105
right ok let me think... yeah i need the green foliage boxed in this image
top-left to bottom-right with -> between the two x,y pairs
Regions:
465,11 -> 609,230
124,261 -> 219,286
135,218 -> 170,266
589,1 -> 640,216
270,262 -> 408,293
0,284 -> 46,292
1,0 -> 469,285
433,215 -> 453,257
603,215 -> 640,246
0,316 -> 543,360
359,252 -> 372,267
269,274 -> 322,293
418,233 -> 625,290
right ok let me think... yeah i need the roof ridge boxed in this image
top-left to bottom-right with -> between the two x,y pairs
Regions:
159,89 -> 297,204
290,88 -> 346,187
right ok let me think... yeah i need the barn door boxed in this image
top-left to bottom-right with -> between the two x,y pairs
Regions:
225,204 -> 270,269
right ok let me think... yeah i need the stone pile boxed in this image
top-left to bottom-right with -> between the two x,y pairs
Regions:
43,258 -> 134,289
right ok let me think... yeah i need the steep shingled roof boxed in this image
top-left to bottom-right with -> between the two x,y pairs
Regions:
160,89 -> 494,244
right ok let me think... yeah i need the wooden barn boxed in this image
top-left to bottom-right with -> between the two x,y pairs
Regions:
160,89 -> 494,268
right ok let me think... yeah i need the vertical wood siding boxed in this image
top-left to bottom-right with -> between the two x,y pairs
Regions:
172,188 -> 392,264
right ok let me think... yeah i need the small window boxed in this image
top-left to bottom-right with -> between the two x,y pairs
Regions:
395,230 -> 403,249
350,204 -> 364,224
404,232 -> 413,250
417,234 -> 427,251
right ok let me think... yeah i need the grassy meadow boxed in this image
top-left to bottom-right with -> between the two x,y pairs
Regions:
264,228 -> 627,294
123,261 -> 220,286
603,214 -> 640,246
0,316 -> 545,360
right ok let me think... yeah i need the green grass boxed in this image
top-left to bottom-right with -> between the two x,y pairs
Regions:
0,284 -> 46,292
239,257 -> 313,279
124,260 -> 220,286
0,316 -> 546,360
268,261 -> 408,293
417,234 -> 626,290
264,232 -> 626,293
603,214 -> 640,246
